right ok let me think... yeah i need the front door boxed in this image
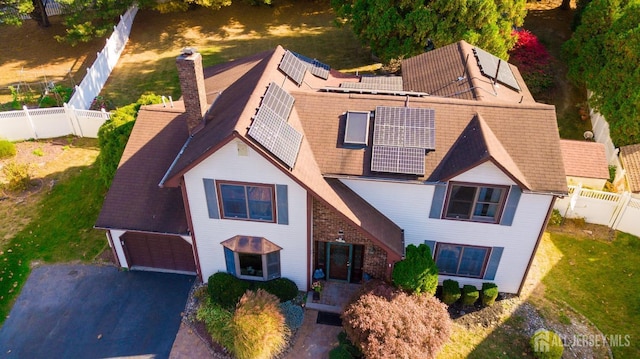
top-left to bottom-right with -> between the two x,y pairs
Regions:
327,243 -> 352,282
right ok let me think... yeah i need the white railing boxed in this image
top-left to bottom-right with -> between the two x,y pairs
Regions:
67,5 -> 138,110
554,184 -> 640,237
0,105 -> 110,140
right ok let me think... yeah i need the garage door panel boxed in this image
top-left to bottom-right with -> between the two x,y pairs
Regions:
122,233 -> 196,273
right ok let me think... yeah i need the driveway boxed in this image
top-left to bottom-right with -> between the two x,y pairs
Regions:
0,264 -> 194,358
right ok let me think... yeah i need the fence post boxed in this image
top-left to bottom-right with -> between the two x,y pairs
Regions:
23,105 -> 38,139
70,105 -> 85,138
610,192 -> 632,229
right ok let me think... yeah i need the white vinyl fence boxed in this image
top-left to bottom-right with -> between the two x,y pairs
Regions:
554,184 -> 640,237
0,105 -> 110,140
67,5 -> 138,110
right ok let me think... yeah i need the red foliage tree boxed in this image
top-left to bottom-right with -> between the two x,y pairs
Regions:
509,29 -> 555,95
342,282 -> 452,359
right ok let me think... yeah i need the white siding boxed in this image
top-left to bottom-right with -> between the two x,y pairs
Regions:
183,139 -> 309,290
341,162 -> 553,293
108,229 -> 128,268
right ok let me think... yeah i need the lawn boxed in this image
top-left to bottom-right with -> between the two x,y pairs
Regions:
101,0 -> 377,107
541,229 -> 640,357
0,139 -> 107,324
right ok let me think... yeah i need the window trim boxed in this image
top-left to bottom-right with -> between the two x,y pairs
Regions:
216,180 -> 276,223
434,242 -> 491,279
442,182 -> 509,224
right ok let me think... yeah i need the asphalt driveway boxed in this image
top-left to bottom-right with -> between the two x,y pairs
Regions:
0,264 -> 194,358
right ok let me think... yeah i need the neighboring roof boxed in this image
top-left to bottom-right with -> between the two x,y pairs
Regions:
401,41 -> 535,104
95,104 -> 190,234
620,144 -> 640,192
559,140 -> 609,180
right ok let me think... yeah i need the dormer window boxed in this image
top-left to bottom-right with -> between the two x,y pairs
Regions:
344,111 -> 370,145
444,183 -> 508,223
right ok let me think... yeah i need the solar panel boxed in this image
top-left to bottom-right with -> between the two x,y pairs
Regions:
373,106 -> 435,149
371,145 -> 425,175
360,76 -> 403,90
473,47 -> 521,91
292,52 -> 330,80
262,82 -> 294,121
344,111 -> 370,145
248,106 -> 303,168
279,50 -> 307,86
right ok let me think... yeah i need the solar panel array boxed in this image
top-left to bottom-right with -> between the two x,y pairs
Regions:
370,106 -> 435,175
371,146 -> 425,175
292,52 -> 330,80
373,106 -> 435,149
340,76 -> 403,92
248,82 -> 303,168
473,47 -> 521,91
278,50 -> 307,86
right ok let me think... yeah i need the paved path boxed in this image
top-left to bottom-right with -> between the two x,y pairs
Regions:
0,264 -> 193,358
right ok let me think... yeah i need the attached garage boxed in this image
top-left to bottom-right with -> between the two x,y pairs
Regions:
121,232 -> 196,273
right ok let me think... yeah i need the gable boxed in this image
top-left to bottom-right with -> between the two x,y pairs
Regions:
450,161 -> 517,186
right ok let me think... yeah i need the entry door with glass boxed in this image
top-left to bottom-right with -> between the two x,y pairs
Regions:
327,242 -> 352,282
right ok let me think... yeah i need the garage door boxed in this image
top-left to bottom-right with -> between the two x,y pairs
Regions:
121,232 -> 196,273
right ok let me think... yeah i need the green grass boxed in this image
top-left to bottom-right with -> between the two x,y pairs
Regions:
543,231 -> 640,358
101,0 -> 376,107
0,163 -> 107,324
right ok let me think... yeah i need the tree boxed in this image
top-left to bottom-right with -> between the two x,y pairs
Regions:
563,0 -> 640,146
331,0 -> 526,63
0,0 -> 50,27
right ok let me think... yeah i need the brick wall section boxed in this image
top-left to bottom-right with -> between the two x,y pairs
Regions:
313,199 -> 389,280
176,51 -> 208,134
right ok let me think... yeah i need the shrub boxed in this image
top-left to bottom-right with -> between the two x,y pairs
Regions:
342,282 -> 452,359
207,272 -> 250,309
2,161 -> 31,192
97,93 -> 162,186
257,277 -> 299,302
549,209 -> 563,226
509,29 -> 555,96
392,243 -> 438,295
442,279 -> 461,305
461,285 -> 479,306
530,329 -> 564,359
329,345 -> 358,359
481,282 -> 499,306
232,289 -> 290,359
196,298 -> 234,350
32,147 -> 44,157
0,139 -> 16,159
279,300 -> 304,331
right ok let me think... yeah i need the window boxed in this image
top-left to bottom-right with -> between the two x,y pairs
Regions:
218,182 -> 275,222
222,236 -> 282,281
434,243 -> 490,278
444,183 -> 507,223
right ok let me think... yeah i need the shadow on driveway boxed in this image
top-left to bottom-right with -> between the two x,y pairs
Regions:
0,264 -> 194,358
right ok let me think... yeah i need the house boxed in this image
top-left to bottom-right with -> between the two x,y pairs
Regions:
95,41 -> 567,295
559,139 -> 609,190
620,144 -> 640,194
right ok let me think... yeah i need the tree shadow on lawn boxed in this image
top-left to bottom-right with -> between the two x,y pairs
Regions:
105,0 -> 374,106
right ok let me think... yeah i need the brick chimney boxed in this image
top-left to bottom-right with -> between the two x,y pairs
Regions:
176,48 -> 208,134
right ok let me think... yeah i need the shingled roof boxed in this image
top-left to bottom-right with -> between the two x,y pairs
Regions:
620,144 -> 640,193
98,42 -> 568,251
402,41 -> 535,104
95,104 -> 190,234
559,139 -> 609,180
